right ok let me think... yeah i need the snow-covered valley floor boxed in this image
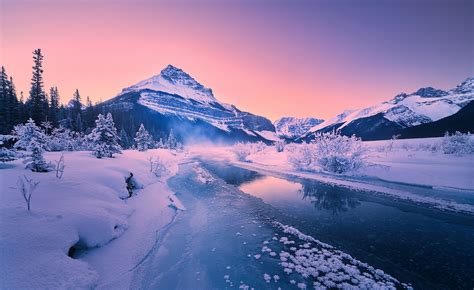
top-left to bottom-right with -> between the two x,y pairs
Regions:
1,139 -> 473,289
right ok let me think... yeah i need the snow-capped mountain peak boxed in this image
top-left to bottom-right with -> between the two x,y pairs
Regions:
274,117 -> 324,138
121,65 -> 216,103
300,76 -> 474,141
451,77 -> 474,94
410,87 -> 448,98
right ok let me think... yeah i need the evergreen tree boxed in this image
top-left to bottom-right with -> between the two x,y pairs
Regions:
0,66 -> 10,133
119,128 -> 132,149
76,113 -> 84,133
8,76 -> 19,126
27,49 -> 48,124
71,89 -> 83,131
0,135 -> 17,163
166,128 -> 177,149
134,123 -> 153,151
88,113 -> 121,158
13,118 -> 48,151
24,138 -> 51,172
49,87 -> 60,126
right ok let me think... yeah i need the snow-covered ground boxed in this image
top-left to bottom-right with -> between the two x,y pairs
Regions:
0,149 -> 184,288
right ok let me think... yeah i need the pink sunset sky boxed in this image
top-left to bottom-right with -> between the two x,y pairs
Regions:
1,0 -> 473,121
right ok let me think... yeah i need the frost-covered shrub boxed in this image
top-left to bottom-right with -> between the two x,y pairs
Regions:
275,140 -> 285,152
313,132 -> 365,173
48,126 -> 78,151
148,156 -> 168,177
233,142 -> 252,162
0,147 -> 17,163
441,131 -> 474,155
0,135 -> 17,163
288,132 -> 366,174
288,143 -> 315,171
54,154 -> 66,179
253,141 -> 267,153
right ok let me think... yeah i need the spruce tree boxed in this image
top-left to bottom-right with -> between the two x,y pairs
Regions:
88,113 -> 121,158
28,49 -> 48,124
0,67 -> 9,133
135,124 -> 153,151
71,89 -> 83,131
166,128 -> 177,149
49,87 -> 60,126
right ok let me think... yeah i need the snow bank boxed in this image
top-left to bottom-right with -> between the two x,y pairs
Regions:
0,149 -> 183,288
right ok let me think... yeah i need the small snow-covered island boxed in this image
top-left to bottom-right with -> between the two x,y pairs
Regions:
1,1 -> 473,289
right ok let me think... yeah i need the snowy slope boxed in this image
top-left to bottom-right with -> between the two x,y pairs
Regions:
305,77 -> 474,138
121,65 -> 217,104
274,117 -> 324,138
109,65 -> 275,142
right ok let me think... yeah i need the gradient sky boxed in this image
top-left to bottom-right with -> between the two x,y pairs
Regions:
1,0 -> 473,121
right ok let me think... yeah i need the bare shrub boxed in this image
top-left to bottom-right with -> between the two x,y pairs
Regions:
55,154 -> 66,179
17,175 -> 39,211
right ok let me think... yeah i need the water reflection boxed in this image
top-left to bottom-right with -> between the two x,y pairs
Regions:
299,182 -> 361,214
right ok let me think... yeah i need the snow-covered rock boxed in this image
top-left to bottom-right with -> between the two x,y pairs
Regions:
274,117 -> 324,138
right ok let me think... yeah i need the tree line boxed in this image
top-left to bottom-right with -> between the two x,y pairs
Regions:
0,49 -> 175,148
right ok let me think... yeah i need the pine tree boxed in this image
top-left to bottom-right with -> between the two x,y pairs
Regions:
24,139 -> 50,172
28,49 -> 48,124
0,67 -> 9,133
88,113 -> 121,158
71,89 -> 83,131
166,128 -> 177,149
119,128 -> 132,149
49,87 -> 60,126
8,76 -> 19,127
134,123 -> 153,151
13,118 -> 51,172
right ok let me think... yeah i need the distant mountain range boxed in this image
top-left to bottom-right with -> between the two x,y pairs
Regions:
274,117 -> 324,138
100,66 -> 472,144
102,65 -> 276,144
297,77 -> 474,141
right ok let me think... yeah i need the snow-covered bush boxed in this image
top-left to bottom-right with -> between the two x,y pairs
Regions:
288,143 -> 315,171
134,124 -> 154,151
23,139 -> 52,172
233,142 -> 252,162
253,141 -> 267,152
0,147 -> 17,163
13,118 -> 49,151
148,156 -> 168,177
88,113 -> 122,158
441,131 -> 474,155
313,132 -> 365,173
275,140 -> 285,152
17,175 -> 39,211
48,126 -> 77,151
0,135 -> 17,163
288,132 -> 366,174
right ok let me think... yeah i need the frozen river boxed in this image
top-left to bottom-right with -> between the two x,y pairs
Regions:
130,160 -> 474,289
